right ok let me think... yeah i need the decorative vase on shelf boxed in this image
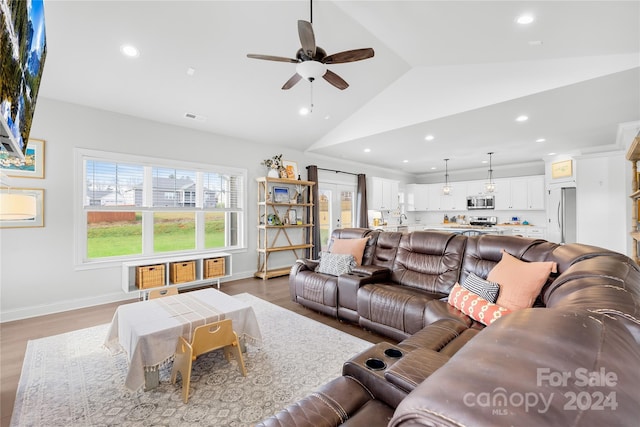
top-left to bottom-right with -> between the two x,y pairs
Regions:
267,168 -> 279,178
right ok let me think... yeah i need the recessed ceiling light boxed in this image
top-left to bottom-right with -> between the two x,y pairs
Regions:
364,148 -> 371,153
186,67 -> 196,76
528,40 -> 543,46
120,44 -> 139,58
324,115 -> 331,120
430,166 -> 437,170
481,160 -> 488,164
299,107 -> 310,115
403,160 -> 409,163
425,134 -> 434,141
516,115 -> 529,122
548,152 -> 556,156
516,14 -> 534,25
536,138 -> 546,142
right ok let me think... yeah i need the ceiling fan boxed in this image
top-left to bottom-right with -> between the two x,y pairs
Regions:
246,1 -> 374,90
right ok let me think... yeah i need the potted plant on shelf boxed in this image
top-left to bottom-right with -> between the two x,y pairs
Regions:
262,154 -> 285,178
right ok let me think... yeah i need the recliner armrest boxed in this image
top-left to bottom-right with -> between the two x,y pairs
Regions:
351,265 -> 391,278
295,258 -> 319,271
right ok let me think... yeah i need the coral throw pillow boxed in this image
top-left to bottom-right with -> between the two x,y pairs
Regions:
448,282 -> 512,326
488,250 -> 557,311
330,237 -> 369,265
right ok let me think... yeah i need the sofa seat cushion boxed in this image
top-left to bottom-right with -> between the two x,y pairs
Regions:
358,283 -> 445,339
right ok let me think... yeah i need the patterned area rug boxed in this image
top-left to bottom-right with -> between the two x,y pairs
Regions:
11,293 -> 372,426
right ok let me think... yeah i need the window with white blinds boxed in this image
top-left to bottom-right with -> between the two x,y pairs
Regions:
77,149 -> 246,264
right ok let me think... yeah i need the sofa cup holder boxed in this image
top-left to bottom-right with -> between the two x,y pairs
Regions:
384,348 -> 403,358
365,358 -> 387,371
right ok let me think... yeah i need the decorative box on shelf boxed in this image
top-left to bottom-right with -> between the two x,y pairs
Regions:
204,257 -> 225,279
170,261 -> 196,284
135,264 -> 166,289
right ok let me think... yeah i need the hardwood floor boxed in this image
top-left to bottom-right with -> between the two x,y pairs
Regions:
0,276 -> 392,427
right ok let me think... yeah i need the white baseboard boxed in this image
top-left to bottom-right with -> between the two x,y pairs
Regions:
0,271 -> 258,323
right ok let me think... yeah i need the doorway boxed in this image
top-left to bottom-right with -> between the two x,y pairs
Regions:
318,183 -> 356,252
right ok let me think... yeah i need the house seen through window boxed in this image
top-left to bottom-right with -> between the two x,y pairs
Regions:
80,151 -> 245,263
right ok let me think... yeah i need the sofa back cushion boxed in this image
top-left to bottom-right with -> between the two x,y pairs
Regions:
391,231 -> 466,294
460,235 -> 559,300
370,231 -> 403,269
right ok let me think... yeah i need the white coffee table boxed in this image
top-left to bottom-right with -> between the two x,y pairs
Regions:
104,288 -> 262,392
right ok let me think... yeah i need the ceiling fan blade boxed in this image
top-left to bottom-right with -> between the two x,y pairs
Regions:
298,20 -> 316,58
247,54 -> 298,63
323,48 -> 375,64
323,70 -> 349,90
282,73 -> 302,90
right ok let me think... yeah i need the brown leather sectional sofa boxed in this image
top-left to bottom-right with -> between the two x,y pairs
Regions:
257,228 -> 640,427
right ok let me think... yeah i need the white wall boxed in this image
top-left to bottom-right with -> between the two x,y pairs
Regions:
575,152 -> 627,253
0,98 -> 411,322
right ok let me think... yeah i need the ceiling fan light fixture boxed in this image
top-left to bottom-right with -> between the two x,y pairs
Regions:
296,60 -> 326,82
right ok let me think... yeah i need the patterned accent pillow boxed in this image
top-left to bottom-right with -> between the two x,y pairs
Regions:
448,282 -> 512,326
461,273 -> 500,303
315,252 -> 357,276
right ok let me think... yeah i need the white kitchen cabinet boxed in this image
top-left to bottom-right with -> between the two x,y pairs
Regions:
406,183 -> 430,211
440,182 -> 467,211
466,180 -> 486,196
510,227 -> 545,239
527,176 -> 545,209
493,176 -> 545,210
368,177 -> 399,211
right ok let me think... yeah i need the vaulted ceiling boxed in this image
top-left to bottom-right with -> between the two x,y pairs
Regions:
38,1 -> 640,176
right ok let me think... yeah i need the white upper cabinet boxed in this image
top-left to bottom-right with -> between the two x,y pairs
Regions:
407,175 -> 545,212
368,177 -> 400,211
493,176 -> 545,210
406,183 -> 430,211
440,183 -> 467,211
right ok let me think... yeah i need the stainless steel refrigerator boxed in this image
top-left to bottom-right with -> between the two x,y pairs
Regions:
547,186 -> 577,244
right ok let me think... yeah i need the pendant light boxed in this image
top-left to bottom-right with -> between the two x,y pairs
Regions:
485,152 -> 495,193
442,158 -> 451,195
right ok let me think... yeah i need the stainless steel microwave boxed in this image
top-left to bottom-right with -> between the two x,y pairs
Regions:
467,195 -> 495,210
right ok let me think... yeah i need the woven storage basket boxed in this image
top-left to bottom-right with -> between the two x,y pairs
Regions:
204,257 -> 225,278
170,261 -> 196,284
136,264 -> 166,289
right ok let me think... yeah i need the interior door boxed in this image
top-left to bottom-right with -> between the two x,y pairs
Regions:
318,183 -> 356,252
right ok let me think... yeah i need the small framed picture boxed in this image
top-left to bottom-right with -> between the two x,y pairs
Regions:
282,160 -> 298,180
0,138 -> 45,179
0,187 -> 44,228
288,209 -> 297,224
273,186 -> 289,203
551,159 -> 573,179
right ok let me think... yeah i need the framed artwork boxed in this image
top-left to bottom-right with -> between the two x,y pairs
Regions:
0,139 -> 45,178
273,186 -> 289,203
282,160 -> 298,180
0,187 -> 44,228
551,159 -> 572,179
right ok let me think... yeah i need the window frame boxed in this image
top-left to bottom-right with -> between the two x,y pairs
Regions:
74,148 -> 247,269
